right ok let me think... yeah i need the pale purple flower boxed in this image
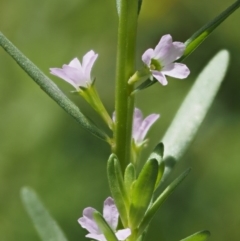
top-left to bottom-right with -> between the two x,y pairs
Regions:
50,50 -> 98,90
132,108 -> 160,145
112,108 -> 159,145
78,197 -> 131,241
142,34 -> 190,85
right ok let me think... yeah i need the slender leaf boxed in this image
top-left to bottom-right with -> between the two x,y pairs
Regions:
20,187 -> 68,241
179,0 -> 240,61
129,159 -> 158,229
114,156 -> 130,206
147,142 -> 164,163
132,78 -> 156,95
159,50 -> 229,181
107,154 -> 128,226
138,168 -> 191,234
133,1 -> 239,93
0,32 -> 109,142
124,163 -> 136,195
180,230 -> 211,241
154,161 -> 165,191
93,211 -> 118,241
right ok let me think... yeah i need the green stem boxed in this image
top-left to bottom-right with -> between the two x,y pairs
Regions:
113,0 -> 138,172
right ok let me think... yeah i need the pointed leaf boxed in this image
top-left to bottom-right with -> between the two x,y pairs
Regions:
0,32 -> 109,142
138,168 -> 191,234
154,161 -> 165,191
107,154 -> 129,226
132,78 -> 156,95
124,163 -> 136,195
160,50 -> 229,181
179,0 -> 240,61
20,187 -> 68,241
148,142 -> 164,163
93,211 -> 118,241
180,230 -> 211,241
129,159 -> 158,229
147,143 -> 165,190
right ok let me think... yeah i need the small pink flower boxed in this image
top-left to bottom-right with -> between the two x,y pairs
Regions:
50,50 -> 98,90
78,197 -> 131,241
142,34 -> 190,85
112,108 -> 160,146
132,108 -> 160,145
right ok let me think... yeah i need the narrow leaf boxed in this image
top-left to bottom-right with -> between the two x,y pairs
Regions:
160,50 -> 229,181
154,161 -> 165,191
180,230 -> 211,241
20,187 -> 68,241
114,156 -> 130,206
107,154 -> 128,226
179,0 -> 240,61
147,142 -> 164,163
0,32 -> 109,142
132,78 -> 155,95
129,159 -> 158,229
138,168 -> 191,234
147,143 -> 165,190
93,211 -> 118,241
124,163 -> 136,195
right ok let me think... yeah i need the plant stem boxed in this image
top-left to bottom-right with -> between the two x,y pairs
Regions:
113,0 -> 138,172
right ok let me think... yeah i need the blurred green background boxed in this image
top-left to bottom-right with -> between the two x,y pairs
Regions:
0,0 -> 240,240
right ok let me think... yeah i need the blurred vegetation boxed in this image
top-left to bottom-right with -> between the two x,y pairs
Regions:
0,0 -> 240,241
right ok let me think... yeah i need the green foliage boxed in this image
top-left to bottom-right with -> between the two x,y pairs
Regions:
138,168 -> 191,235
20,187 -> 68,241
0,32 -> 109,143
159,50 -> 229,181
180,0 -> 240,61
129,159 -> 158,229
133,1 -> 239,93
93,211 -> 119,241
124,163 -> 136,196
180,230 -> 210,241
147,143 -> 165,190
107,154 -> 129,226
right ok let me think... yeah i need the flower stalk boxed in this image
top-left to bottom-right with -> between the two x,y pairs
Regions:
79,85 -> 113,130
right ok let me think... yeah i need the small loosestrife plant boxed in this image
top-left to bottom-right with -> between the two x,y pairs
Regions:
0,0 -> 240,241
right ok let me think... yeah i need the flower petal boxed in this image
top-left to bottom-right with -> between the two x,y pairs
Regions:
115,228 -> 131,240
162,63 -> 190,79
160,42 -> 185,66
152,71 -> 168,86
50,68 -> 78,89
61,65 -> 87,87
153,34 -> 173,61
82,50 -> 98,81
68,57 -> 82,70
86,233 -> 107,241
134,114 -> 160,143
142,48 -> 154,66
103,197 -> 119,230
78,207 -> 101,234
132,108 -> 144,140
